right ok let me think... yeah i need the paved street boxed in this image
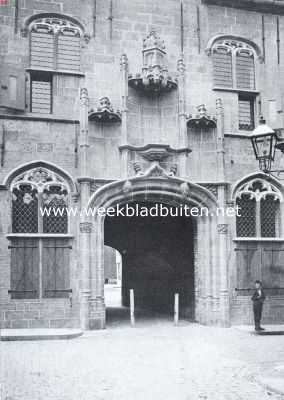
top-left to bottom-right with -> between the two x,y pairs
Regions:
1,315 -> 284,400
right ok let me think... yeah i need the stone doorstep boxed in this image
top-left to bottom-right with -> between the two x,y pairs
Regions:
234,325 -> 284,335
0,329 -> 83,341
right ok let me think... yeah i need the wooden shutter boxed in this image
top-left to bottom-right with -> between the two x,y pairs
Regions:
30,73 -> 52,114
238,96 -> 254,130
262,247 -> 284,289
236,51 -> 255,90
10,239 -> 39,299
57,30 -> 81,72
0,64 -> 26,111
235,246 -> 260,291
30,28 -> 55,69
42,238 -> 71,298
213,48 -> 233,88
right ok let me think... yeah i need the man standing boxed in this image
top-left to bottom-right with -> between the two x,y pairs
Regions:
251,280 -> 266,331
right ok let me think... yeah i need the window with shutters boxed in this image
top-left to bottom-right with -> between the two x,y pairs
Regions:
235,178 -> 282,238
9,167 -> 71,299
28,16 -> 82,114
238,94 -> 255,130
212,39 -> 256,90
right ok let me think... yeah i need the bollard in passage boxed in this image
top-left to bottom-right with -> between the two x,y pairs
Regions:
130,289 -> 135,326
174,293 -> 179,326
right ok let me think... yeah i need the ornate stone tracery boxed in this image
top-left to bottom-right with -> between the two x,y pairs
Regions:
11,167 -> 68,194
29,17 -> 82,37
235,178 -> 283,203
128,31 -> 178,94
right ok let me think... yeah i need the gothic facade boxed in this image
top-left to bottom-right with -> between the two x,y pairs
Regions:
1,0 -> 284,329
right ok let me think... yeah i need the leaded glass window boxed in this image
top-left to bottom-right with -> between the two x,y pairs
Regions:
9,167 -> 71,300
235,179 -> 282,238
236,194 -> 256,237
11,167 -> 69,234
12,185 -> 38,233
42,186 -> 68,234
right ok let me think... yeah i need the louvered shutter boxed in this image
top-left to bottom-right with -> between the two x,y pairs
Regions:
10,239 -> 39,299
57,29 -> 81,71
30,26 -> 55,69
238,97 -> 254,130
42,238 -> 70,298
236,51 -> 255,90
31,75 -> 52,114
213,48 -> 233,88
0,64 -> 26,111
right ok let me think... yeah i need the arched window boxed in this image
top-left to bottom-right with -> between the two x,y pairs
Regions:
30,17 -> 82,72
209,37 -> 259,131
11,167 -> 68,233
235,179 -> 282,238
10,167 -> 71,299
28,16 -> 83,114
212,39 -> 255,90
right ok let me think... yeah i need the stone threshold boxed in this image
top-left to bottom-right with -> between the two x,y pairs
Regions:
234,325 -> 284,335
0,328 -> 83,341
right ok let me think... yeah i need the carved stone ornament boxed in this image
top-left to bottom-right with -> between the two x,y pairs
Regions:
128,31 -> 177,95
187,104 -> 217,129
144,162 -> 171,178
199,183 -> 218,198
29,17 -> 82,36
11,167 -> 68,193
235,178 -> 283,203
180,182 -> 190,197
79,222 -> 93,233
89,97 -> 121,123
123,180 -> 132,193
217,224 -> 229,234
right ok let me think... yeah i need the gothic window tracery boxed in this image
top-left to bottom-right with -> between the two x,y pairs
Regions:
11,167 -> 69,234
235,179 -> 282,238
9,167 -> 71,299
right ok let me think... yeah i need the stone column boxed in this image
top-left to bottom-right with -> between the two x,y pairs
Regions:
216,98 -> 225,182
89,216 -> 106,329
120,54 -> 129,178
217,185 -> 230,327
78,88 -> 92,330
177,58 -> 188,178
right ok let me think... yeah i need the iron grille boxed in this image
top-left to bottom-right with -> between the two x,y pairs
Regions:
236,195 -> 256,237
42,186 -> 68,233
12,185 -> 38,233
261,196 -> 279,238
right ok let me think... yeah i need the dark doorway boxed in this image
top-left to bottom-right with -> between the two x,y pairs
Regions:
104,201 -> 196,323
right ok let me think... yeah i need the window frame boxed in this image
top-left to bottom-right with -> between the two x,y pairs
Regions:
27,16 -> 85,114
238,93 -> 255,131
235,179 -> 283,240
211,39 -> 257,92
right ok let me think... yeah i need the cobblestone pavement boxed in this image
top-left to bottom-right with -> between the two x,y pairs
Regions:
1,318 -> 284,400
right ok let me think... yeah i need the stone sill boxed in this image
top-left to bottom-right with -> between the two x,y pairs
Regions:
202,0 -> 284,15
213,87 -> 259,95
6,234 -> 74,239
0,113 -> 79,124
234,237 -> 284,242
26,67 -> 85,77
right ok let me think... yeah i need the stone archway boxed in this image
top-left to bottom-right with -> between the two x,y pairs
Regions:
81,175 -> 229,329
